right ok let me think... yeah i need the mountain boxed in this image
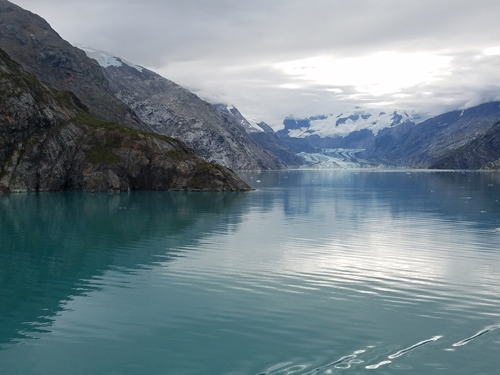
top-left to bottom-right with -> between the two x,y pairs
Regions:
212,104 -> 304,168
278,104 -> 500,170
80,47 -> 286,171
359,102 -> 500,168
429,121 -> 500,169
0,47 -> 251,192
0,0 -> 151,131
277,110 -> 418,153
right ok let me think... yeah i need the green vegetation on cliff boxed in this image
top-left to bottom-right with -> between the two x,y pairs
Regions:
0,47 -> 251,192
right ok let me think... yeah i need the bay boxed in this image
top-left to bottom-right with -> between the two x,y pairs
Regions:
1,170 -> 499,374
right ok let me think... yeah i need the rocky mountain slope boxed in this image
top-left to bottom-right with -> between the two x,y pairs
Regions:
277,110 -> 418,153
429,121 -> 500,169
0,47 -> 251,192
0,0 -> 148,130
213,104 -> 304,168
358,102 -> 500,167
81,48 -> 285,171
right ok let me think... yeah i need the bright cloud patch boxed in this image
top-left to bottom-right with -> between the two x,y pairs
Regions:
484,47 -> 500,56
275,52 -> 452,96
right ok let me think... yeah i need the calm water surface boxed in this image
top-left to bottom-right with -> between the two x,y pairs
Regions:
1,170 -> 500,374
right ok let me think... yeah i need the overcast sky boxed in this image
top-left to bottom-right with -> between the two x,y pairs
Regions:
10,0 -> 500,128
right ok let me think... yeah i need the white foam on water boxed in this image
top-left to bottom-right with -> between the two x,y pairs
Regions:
388,336 -> 442,359
452,325 -> 500,347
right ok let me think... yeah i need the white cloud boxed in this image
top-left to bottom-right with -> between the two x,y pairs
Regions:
484,47 -> 500,56
274,52 -> 453,96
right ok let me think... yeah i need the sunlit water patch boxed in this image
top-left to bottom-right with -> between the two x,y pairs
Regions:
1,171 -> 500,374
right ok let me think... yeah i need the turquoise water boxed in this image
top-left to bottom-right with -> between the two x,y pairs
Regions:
1,170 -> 500,374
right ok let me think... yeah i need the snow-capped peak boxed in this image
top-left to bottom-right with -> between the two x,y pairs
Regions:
76,45 -> 144,72
284,109 -> 420,139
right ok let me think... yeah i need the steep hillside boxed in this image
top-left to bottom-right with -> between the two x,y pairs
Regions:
81,48 -> 286,171
430,121 -> 500,169
0,0 -> 148,130
213,104 -> 304,168
359,102 -> 500,167
0,48 -> 251,192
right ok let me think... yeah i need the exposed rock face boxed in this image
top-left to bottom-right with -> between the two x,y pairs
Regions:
1,120 -> 251,192
483,159 -> 500,170
213,104 -> 304,168
0,47 -> 81,169
430,121 -> 500,170
81,48 -> 286,171
0,48 -> 251,192
359,102 -> 500,167
0,0 -> 148,131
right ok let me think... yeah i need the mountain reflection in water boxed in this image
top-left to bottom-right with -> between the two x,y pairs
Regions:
1,171 -> 499,375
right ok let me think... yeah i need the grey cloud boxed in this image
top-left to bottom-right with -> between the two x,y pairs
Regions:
14,0 -> 500,62
8,0 -> 500,126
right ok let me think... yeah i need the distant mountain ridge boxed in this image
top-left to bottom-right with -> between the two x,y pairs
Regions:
278,103 -> 500,170
81,47 -> 286,171
277,110 -> 419,153
358,102 -> 500,168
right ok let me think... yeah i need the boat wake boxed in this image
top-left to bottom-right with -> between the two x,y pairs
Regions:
259,324 -> 500,374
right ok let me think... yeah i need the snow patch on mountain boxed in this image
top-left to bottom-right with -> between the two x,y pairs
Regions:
286,110 -> 420,138
244,115 -> 266,132
77,45 -> 144,72
213,104 -> 264,133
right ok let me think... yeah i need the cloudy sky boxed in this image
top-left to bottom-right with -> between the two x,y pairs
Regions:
10,0 -> 500,128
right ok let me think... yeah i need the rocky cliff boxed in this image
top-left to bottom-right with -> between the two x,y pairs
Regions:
0,0 -> 148,131
213,104 -> 304,168
0,48 -> 251,192
81,48 -> 286,171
